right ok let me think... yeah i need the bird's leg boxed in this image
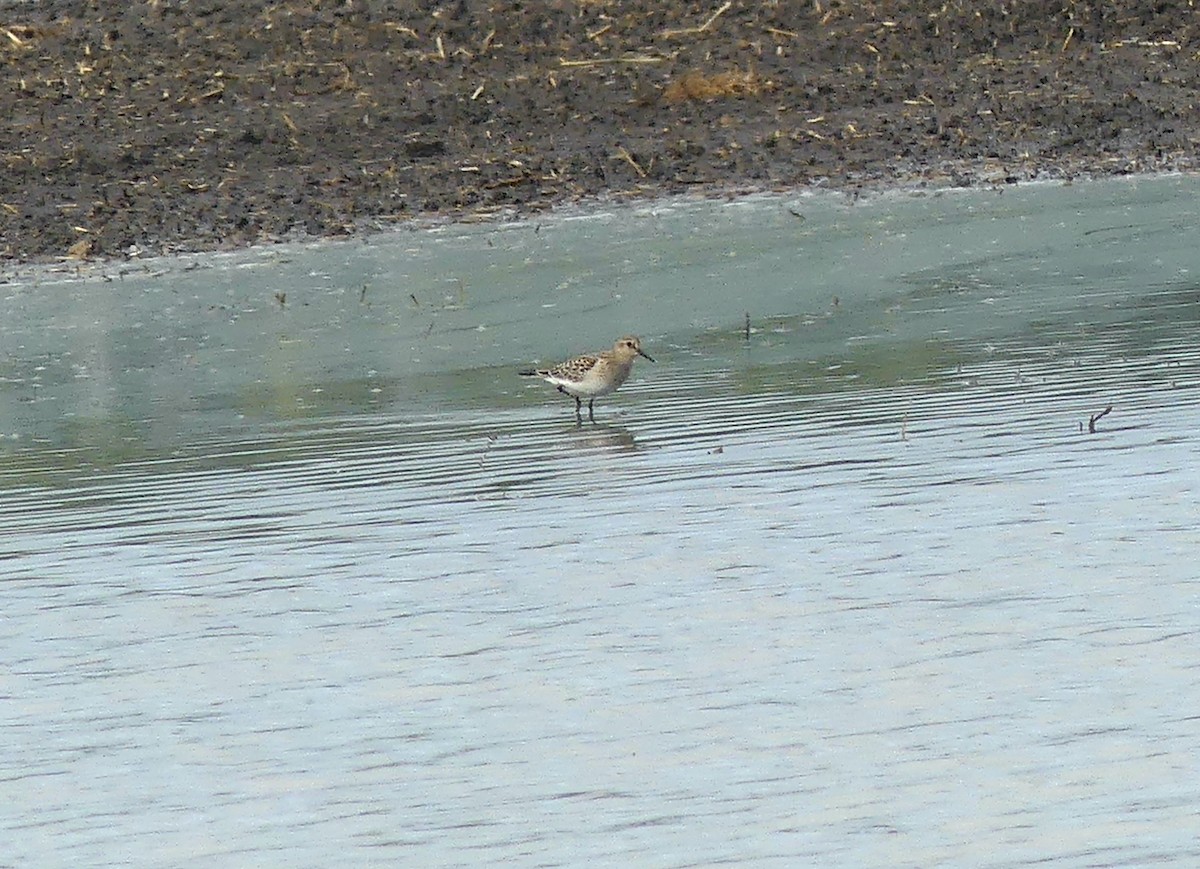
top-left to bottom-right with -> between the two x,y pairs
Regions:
574,396 -> 582,420
588,400 -> 595,422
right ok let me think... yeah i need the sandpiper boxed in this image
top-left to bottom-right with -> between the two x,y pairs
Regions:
519,336 -> 655,421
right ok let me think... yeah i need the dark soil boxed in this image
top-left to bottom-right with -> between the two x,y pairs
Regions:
3,1 -> 1198,262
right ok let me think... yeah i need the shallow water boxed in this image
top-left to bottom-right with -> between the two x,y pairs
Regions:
2,176 -> 1199,867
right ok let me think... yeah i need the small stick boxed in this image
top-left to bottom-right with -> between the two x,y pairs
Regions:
1088,405 -> 1113,433
661,0 -> 733,39
559,55 -> 664,67
614,146 -> 647,178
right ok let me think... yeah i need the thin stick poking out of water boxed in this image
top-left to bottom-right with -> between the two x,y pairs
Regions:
1088,405 -> 1113,433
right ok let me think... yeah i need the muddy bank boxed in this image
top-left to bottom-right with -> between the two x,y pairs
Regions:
2,1 -> 1197,262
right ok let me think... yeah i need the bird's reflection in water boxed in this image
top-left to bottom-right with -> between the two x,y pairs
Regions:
568,421 -> 638,451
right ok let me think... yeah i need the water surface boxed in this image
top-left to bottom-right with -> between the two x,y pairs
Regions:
2,176 -> 1199,867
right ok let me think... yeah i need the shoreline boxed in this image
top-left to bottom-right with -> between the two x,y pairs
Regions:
5,151 -> 1194,271
4,168 -> 1191,285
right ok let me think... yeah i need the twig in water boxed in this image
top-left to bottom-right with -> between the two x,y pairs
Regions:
1087,405 -> 1113,433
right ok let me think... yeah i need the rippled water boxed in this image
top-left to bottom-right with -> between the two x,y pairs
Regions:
3,176 -> 1199,867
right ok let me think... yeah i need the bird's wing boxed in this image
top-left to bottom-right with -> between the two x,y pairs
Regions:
550,354 -> 600,382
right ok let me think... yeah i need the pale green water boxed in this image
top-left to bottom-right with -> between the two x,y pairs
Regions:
2,176 -> 1199,867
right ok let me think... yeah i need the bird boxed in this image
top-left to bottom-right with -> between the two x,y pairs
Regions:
519,336 -> 655,421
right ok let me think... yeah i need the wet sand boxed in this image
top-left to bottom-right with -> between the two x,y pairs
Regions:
2,1 -> 1197,262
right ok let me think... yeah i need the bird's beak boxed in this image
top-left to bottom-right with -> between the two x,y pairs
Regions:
639,349 -> 655,363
